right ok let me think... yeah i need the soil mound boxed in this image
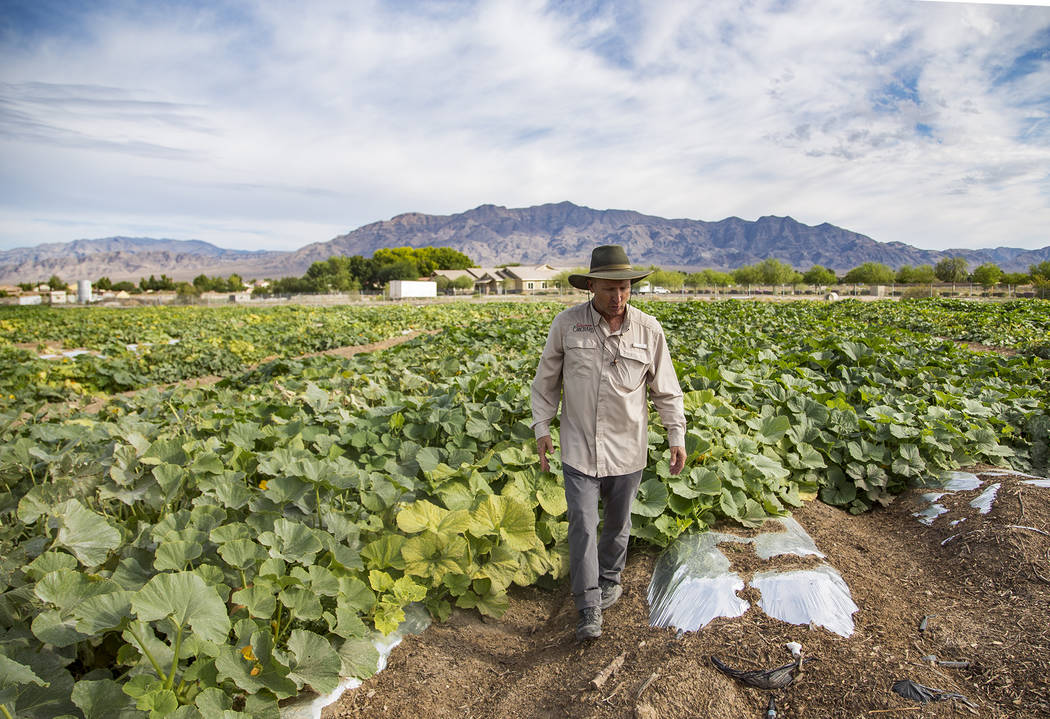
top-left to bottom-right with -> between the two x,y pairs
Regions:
324,469 -> 1050,718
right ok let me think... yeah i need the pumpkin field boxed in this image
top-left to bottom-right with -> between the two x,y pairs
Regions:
0,297 -> 1048,718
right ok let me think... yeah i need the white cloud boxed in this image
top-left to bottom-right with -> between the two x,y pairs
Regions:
1,0 -> 1048,254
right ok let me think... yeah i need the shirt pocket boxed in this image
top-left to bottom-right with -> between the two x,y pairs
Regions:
611,345 -> 650,392
564,334 -> 599,379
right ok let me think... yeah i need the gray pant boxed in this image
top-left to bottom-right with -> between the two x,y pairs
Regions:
563,463 -> 644,611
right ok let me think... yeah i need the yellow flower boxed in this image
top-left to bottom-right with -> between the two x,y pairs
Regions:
258,480 -> 268,491
250,665 -> 262,676
241,646 -> 257,662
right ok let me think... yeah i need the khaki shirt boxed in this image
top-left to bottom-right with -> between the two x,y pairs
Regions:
531,301 -> 686,477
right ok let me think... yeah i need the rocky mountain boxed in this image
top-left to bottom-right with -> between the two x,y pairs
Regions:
289,202 -> 1050,273
0,237 -> 290,285
2,204 -> 1048,284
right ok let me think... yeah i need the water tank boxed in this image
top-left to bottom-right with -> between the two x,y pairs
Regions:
77,280 -> 92,303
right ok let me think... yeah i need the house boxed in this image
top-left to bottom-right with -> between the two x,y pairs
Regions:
430,267 -> 508,294
498,264 -> 565,293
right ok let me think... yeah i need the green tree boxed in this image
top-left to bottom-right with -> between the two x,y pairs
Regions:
649,269 -> 685,291
376,260 -> 419,283
420,247 -> 473,270
971,263 -> 1003,288
897,265 -> 935,283
754,258 -> 798,285
435,275 -> 452,292
452,275 -> 475,292
47,274 -> 66,291
139,274 -> 176,291
732,265 -> 760,285
1031,261 -> 1050,298
843,262 -> 895,284
1002,271 -> 1031,286
934,256 -> 968,283
802,265 -> 837,286
95,276 -> 113,291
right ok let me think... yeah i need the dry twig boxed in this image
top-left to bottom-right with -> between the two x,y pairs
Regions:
591,652 -> 627,690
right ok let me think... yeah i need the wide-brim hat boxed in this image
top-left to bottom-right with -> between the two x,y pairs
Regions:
568,244 -> 652,290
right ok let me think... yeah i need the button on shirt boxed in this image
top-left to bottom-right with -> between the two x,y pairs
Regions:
531,301 -> 686,477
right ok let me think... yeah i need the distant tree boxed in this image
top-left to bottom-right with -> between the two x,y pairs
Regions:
732,265 -> 760,285
420,247 -> 473,270
18,282 -> 35,292
434,275 -> 452,292
897,264 -> 936,283
175,282 -> 200,298
843,262 -> 895,284
452,275 -> 475,292
649,269 -> 685,291
47,274 -> 66,291
1030,261 -> 1050,282
971,263 -> 1004,288
551,269 -> 575,290
934,256 -> 968,283
1031,261 -> 1050,298
94,277 -> 113,291
1002,272 -> 1031,286
754,258 -> 798,285
802,265 -> 837,286
112,281 -> 138,292
139,274 -> 176,291
376,260 -> 419,283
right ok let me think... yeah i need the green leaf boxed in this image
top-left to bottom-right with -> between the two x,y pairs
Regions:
260,519 -> 323,565
631,479 -> 668,518
468,495 -> 542,551
279,586 -> 322,621
71,679 -> 142,719
338,637 -> 379,679
361,535 -> 405,571
402,532 -> 469,582
286,629 -> 341,695
218,539 -> 267,570
396,500 -> 470,536
132,572 -> 231,643
0,653 -> 48,689
154,540 -> 204,572
73,590 -> 133,635
51,499 -> 122,568
232,585 -> 276,619
756,415 -> 791,443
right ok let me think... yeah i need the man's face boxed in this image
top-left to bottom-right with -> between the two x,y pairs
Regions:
588,278 -> 632,319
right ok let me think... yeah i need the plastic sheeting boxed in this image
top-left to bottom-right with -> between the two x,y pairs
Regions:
647,532 -> 750,632
648,518 -> 858,637
280,603 -> 431,719
969,482 -> 1001,514
940,471 -> 983,491
913,493 -> 948,526
751,566 -> 858,638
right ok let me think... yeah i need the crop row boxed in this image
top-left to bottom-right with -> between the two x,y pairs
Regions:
0,300 -> 1046,717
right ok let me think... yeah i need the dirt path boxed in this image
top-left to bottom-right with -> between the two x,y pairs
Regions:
324,469 -> 1049,719
73,330 -> 430,413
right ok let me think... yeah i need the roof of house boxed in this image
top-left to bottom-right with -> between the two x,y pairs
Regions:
499,265 -> 563,281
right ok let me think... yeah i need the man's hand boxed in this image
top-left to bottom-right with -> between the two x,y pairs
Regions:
537,435 -> 554,473
669,445 -> 686,475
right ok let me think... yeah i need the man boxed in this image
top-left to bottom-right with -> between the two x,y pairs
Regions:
531,245 -> 686,641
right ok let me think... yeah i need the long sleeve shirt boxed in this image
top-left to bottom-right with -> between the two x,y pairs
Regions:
530,300 -> 686,477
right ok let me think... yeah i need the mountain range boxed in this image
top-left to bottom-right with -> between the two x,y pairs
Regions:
1,202 -> 1048,285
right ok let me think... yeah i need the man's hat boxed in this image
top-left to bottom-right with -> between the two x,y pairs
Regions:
568,245 -> 653,290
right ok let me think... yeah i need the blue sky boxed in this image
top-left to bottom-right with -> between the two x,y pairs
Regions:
1,0 -> 1049,253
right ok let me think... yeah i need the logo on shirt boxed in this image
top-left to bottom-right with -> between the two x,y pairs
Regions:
572,323 -> 594,332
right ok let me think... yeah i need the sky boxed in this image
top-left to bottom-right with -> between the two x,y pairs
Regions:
1,0 -> 1049,254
